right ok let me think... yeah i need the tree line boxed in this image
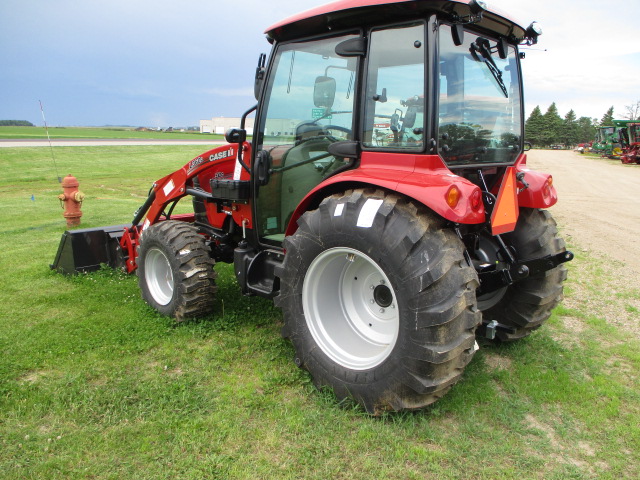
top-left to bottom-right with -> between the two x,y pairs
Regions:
525,101 -> 640,148
0,120 -> 35,127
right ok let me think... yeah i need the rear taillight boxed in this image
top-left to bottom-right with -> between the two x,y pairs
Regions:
470,189 -> 482,211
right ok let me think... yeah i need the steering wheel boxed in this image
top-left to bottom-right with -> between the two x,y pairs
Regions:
295,123 -> 352,143
288,123 -> 353,175
323,125 -> 352,139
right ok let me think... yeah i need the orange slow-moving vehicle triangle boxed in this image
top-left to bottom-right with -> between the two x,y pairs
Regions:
490,166 -> 519,235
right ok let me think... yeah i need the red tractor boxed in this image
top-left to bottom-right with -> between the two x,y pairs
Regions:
52,0 -> 572,414
619,121 -> 640,164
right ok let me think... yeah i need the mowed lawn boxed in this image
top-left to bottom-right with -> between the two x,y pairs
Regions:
0,125 -> 222,141
0,145 -> 638,479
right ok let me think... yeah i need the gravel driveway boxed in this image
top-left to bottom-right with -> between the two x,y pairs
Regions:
527,149 -> 640,337
527,149 -> 640,275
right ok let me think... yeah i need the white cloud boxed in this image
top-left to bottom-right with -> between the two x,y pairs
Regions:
493,0 -> 640,118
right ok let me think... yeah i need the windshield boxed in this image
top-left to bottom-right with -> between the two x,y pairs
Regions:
596,127 -> 615,143
438,24 -> 523,166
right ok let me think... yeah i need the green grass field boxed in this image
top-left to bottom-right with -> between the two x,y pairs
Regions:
0,126 -> 223,141
1,145 -> 638,479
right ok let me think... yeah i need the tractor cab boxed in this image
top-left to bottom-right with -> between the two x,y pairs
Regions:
593,125 -> 622,157
249,0 -> 539,247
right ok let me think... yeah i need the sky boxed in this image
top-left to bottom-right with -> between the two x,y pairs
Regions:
1,0 -> 639,127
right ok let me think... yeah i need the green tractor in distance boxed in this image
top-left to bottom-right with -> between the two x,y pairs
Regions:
592,125 -> 624,158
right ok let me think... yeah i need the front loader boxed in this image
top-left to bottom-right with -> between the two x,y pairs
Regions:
52,0 -> 572,414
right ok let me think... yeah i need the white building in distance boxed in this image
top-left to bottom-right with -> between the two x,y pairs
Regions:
200,117 -> 255,135
199,117 -> 303,137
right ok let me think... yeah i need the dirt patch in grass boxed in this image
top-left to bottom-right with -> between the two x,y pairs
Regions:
562,254 -> 640,339
483,353 -> 513,371
549,316 -> 585,349
524,413 -> 607,477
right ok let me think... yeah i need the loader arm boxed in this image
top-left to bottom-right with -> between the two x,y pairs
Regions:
119,142 -> 253,273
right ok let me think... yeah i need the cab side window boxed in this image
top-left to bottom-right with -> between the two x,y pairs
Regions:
255,35 -> 357,242
363,24 -> 426,150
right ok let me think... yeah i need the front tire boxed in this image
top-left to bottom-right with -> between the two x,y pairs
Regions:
137,221 -> 217,320
277,189 -> 480,414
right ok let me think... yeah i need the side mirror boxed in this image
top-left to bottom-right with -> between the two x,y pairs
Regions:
225,128 -> 246,144
523,142 -> 532,151
313,76 -> 336,109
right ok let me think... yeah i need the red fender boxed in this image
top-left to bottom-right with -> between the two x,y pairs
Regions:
513,154 -> 558,208
285,152 -> 485,236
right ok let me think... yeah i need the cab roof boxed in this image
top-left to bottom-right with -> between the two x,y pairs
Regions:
266,0 -> 527,43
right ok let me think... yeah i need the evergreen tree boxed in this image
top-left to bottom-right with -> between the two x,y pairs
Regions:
525,105 -> 545,146
577,117 -> 596,144
541,102 -> 563,147
600,106 -> 614,126
526,103 -> 599,147
562,109 -> 580,147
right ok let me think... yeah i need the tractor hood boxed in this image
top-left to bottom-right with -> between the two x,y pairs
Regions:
266,0 -> 528,43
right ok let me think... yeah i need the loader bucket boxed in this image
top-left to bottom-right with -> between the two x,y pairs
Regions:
50,224 -> 130,275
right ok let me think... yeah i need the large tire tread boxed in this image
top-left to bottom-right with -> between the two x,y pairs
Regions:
278,188 -> 481,414
138,220 -> 217,320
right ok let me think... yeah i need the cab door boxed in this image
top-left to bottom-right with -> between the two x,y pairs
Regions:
253,34 -> 358,245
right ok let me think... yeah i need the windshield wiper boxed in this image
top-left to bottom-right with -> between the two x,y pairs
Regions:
470,38 -> 508,98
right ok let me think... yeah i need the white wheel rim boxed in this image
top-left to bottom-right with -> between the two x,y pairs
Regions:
302,247 -> 399,370
145,247 -> 174,305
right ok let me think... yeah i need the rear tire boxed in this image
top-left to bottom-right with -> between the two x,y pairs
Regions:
137,221 -> 217,320
277,189 -> 480,414
480,208 -> 567,341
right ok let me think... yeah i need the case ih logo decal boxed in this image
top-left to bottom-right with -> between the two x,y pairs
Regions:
209,148 -> 234,162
